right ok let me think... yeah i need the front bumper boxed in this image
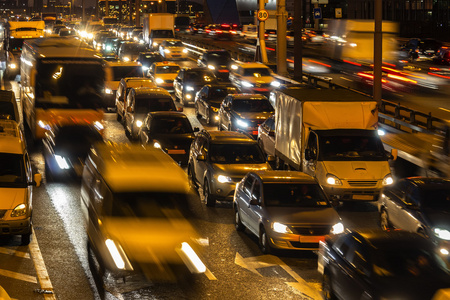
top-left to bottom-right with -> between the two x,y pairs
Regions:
268,229 -> 330,251
0,217 -> 31,236
211,180 -> 237,201
322,183 -> 383,201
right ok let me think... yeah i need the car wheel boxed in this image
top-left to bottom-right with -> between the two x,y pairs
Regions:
259,226 -> 271,254
21,230 -> 31,245
116,111 -> 122,122
204,180 -> 216,207
380,209 -> 392,231
322,271 -> 337,300
188,164 -> 197,189
235,207 -> 245,231
194,103 -> 201,118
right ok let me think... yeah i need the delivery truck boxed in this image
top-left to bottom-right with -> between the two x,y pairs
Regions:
272,86 -> 396,203
143,13 -> 175,50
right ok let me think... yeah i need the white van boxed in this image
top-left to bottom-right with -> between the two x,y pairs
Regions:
81,142 -> 206,282
0,120 -> 41,245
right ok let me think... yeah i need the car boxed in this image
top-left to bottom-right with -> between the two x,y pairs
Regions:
433,47 -> 450,65
208,24 -> 235,40
189,23 -> 206,35
42,124 -> 104,181
136,51 -> 164,76
0,90 -> 21,128
101,37 -> 122,58
419,38 -> 443,58
229,62 -> 280,97
0,119 -> 42,245
378,177 -> 450,260
173,67 -> 218,106
257,114 -> 275,157
318,229 -> 450,300
234,170 -> 344,253
197,50 -> 233,81
194,83 -> 239,125
159,39 -> 188,60
115,77 -> 157,122
217,93 -> 275,139
187,130 -> 274,207
81,142 -> 206,283
241,24 -> 257,41
264,29 -> 277,42
59,28 -> 76,37
147,61 -> 181,91
118,41 -> 148,62
138,111 -> 199,166
123,87 -> 180,140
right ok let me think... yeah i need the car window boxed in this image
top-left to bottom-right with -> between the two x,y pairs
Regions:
232,99 -> 274,113
156,65 -> 180,74
151,117 -> 193,134
135,97 -> 176,112
243,176 -> 254,197
252,180 -> 261,202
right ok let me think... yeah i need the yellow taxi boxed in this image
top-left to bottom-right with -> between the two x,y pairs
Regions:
147,61 -> 181,92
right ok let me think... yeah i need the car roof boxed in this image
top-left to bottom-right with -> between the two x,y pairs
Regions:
404,177 -> 450,189
105,61 -> 141,67
204,130 -> 256,143
252,170 -> 317,183
350,229 -> 431,250
0,120 -> 25,154
153,61 -> 180,67
230,93 -> 268,100
132,87 -> 171,96
237,62 -> 270,69
149,111 -> 187,118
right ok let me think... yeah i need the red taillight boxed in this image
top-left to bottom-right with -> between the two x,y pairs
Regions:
264,34 -> 268,37
357,72 -> 374,80
216,30 -> 223,34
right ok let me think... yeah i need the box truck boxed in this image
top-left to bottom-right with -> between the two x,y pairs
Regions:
272,86 -> 396,202
143,13 -> 175,50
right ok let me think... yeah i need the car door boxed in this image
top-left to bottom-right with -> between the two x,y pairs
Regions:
236,175 -> 254,228
260,116 -> 275,156
385,181 -> 410,229
397,186 -> 422,232
247,178 -> 263,234
197,86 -> 208,117
220,96 -> 232,130
174,70 -> 184,99
303,132 -> 318,177
139,115 -> 151,146
124,91 -> 135,134
192,135 -> 207,184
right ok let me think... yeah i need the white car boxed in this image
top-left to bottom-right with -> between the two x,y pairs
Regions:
159,39 -> 188,59
229,62 -> 280,97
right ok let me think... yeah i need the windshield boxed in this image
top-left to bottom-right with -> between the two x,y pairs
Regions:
135,97 -> 176,113
207,52 -> 231,64
264,183 -> 330,207
156,65 -> 180,74
418,189 -> 450,212
319,133 -> 386,161
243,68 -> 272,77
123,43 -> 147,54
8,38 -> 25,52
184,71 -> 215,83
111,66 -> 142,80
152,30 -> 174,38
151,117 -> 193,134
0,153 -> 26,187
209,143 -> 266,164
35,60 -> 105,109
0,102 -> 16,121
232,99 -> 274,113
166,41 -> 183,47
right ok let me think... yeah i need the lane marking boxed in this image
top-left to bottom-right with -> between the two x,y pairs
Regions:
29,230 -> 56,300
340,76 -> 354,82
0,269 -> 37,284
439,107 -> 450,113
0,247 -> 30,259
204,268 -> 217,280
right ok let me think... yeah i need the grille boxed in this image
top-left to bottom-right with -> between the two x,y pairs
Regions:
165,79 -> 174,83
0,210 -> 6,219
291,225 -> 332,236
348,181 -> 378,187
290,242 -> 320,249
255,83 -> 271,88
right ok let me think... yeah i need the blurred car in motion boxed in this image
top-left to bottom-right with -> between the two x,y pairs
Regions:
257,114 -> 275,157
194,83 -> 239,125
136,51 -> 164,76
264,29 -> 277,42
115,77 -> 157,123
147,61 -> 181,91
81,142 -> 206,283
101,37 -> 121,59
378,177 -> 450,260
118,42 -> 148,62
217,93 -> 274,139
234,170 -> 343,253
43,124 -> 104,181
229,62 -> 280,97
123,87 -> 180,140
208,24 -> 235,40
197,50 -> 233,81
189,23 -> 206,35
159,39 -> 188,60
419,38 -> 443,58
433,47 -> 450,65
174,67 -> 218,106
138,111 -> 199,166
0,119 -> 42,245
59,28 -> 76,37
318,229 -> 450,300
187,130 -> 273,206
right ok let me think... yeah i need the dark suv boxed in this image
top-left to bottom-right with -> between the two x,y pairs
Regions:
217,94 -> 274,139
187,130 -> 273,207
173,67 -> 217,106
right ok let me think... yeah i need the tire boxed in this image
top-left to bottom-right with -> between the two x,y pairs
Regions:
380,209 -> 392,231
188,165 -> 197,188
259,227 -> 271,254
21,231 -> 31,245
235,207 -> 245,231
322,271 -> 337,300
116,112 -> 122,122
204,180 -> 216,207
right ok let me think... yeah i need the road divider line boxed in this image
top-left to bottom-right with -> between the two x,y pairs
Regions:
29,230 -> 56,300
0,247 -> 30,259
439,107 -> 450,113
204,268 -> 217,280
0,269 -> 37,284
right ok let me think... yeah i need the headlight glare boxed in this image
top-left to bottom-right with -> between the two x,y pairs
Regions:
272,222 -> 292,234
207,65 -> 215,70
271,81 -> 281,87
382,174 -> 394,185
331,222 -> 345,234
153,141 -> 161,149
105,88 -> 113,94
186,86 -> 195,91
155,78 -> 164,84
434,228 -> 450,240
55,154 -> 70,169
135,120 -> 143,128
236,120 -> 248,128
326,174 -> 342,185
217,175 -> 233,183
241,81 -> 254,88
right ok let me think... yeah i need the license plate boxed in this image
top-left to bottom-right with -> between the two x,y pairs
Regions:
168,149 -> 185,154
300,236 -> 325,243
352,194 -> 374,200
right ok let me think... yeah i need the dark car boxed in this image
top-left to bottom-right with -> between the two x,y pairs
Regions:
118,42 -> 148,62
136,51 -> 164,76
433,47 -> 450,65
318,229 -> 450,300
257,114 -> 275,157
173,67 -> 218,106
378,177 -> 450,261
189,23 -> 206,35
420,38 -> 443,57
138,111 -> 199,166
101,37 -> 121,58
43,124 -> 104,181
208,24 -> 235,40
217,94 -> 275,139
197,50 -> 233,81
194,84 -> 239,125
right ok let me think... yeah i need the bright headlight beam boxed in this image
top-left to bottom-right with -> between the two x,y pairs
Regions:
181,242 -> 206,273
105,239 -> 125,269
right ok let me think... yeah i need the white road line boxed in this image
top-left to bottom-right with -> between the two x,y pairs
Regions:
204,268 -> 217,280
0,247 -> 30,259
340,76 -> 354,82
0,269 -> 37,284
29,230 -> 56,300
439,107 -> 450,113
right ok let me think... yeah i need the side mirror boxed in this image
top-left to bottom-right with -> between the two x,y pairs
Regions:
389,148 -> 398,161
267,155 -> 276,162
197,154 -> 206,161
193,127 -> 200,132
33,173 -> 42,187
249,198 -> 259,205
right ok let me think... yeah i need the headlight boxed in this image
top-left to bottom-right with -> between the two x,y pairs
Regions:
377,129 -> 385,136
272,222 -> 293,234
236,119 -> 248,128
164,49 -> 170,54
434,228 -> 450,240
241,81 -> 254,88
182,48 -> 188,53
11,203 -> 27,217
270,81 -> 281,87
231,64 -> 238,70
123,56 -> 130,62
37,120 -> 51,130
186,86 -> 195,92
382,174 -> 394,185
330,222 -> 345,234
105,88 -> 113,94
153,42 -> 158,47
55,154 -> 70,169
207,65 -> 216,70
142,66 -> 149,71
135,120 -> 143,128
155,78 -> 164,84
9,63 -> 17,69
94,121 -> 104,131
217,175 -> 233,183
153,141 -> 161,148
88,33 -> 93,39
106,45 -> 112,51
326,174 -> 342,185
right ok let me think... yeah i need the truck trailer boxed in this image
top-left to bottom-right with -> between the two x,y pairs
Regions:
143,13 -> 175,50
272,86 -> 396,202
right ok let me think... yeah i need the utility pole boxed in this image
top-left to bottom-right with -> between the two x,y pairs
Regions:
373,0 -> 382,105
276,0 -> 288,75
293,0 -> 303,82
136,0 -> 140,26
105,0 -> 109,16
256,0 -> 268,63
